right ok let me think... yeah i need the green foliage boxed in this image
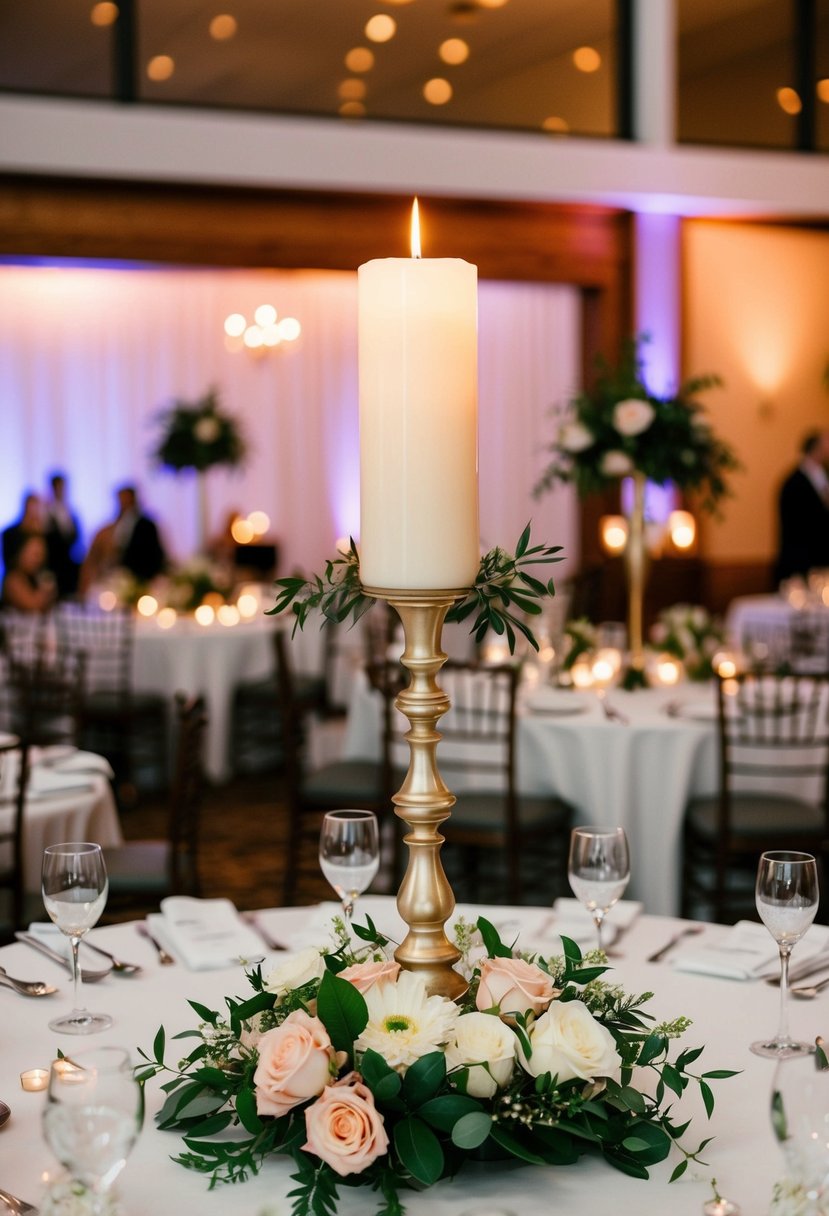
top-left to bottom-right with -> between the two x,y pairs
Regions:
534,335 -> 740,514
268,523 -> 562,655
153,386 -> 246,473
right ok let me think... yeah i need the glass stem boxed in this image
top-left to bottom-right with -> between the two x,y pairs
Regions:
593,911 -> 605,953
342,898 -> 354,921
69,934 -> 83,1012
775,944 -> 793,1045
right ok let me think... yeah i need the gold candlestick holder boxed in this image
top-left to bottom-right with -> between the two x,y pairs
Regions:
364,585 -> 468,1001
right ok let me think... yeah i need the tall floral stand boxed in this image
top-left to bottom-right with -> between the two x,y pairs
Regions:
366,586 -> 468,1001
622,472 -> 649,690
196,471 -> 210,555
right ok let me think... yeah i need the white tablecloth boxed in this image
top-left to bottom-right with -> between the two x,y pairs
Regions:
0,899 -> 808,1215
0,749 -> 122,892
345,672 -> 720,917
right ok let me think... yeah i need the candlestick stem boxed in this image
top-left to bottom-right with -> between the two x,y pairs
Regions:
365,587 -> 468,1001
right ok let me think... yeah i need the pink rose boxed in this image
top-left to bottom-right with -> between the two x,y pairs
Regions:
338,959 -> 400,994
476,956 -> 555,1016
303,1075 -> 389,1177
253,1010 -> 336,1118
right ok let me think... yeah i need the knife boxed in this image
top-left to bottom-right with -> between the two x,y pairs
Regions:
14,933 -> 112,982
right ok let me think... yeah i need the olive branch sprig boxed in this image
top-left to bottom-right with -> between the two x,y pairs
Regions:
267,522 -> 563,654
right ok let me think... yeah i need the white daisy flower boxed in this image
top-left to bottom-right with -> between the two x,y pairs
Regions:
356,971 -> 459,1074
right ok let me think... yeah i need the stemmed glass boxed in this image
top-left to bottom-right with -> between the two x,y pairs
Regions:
42,842 -> 112,1035
319,810 -> 380,922
567,826 -> 630,952
751,849 -> 819,1059
42,1046 -> 144,1214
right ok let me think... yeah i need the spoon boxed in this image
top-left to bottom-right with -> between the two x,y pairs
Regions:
0,1101 -> 10,1128
0,1186 -> 38,1214
792,975 -> 829,1000
0,967 -> 58,998
82,940 -> 143,975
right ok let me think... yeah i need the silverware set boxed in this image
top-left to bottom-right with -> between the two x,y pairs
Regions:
13,933 -> 112,982
0,1187 -> 37,1215
596,690 -> 629,725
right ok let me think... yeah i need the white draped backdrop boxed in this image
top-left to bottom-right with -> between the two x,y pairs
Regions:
0,262 -> 580,582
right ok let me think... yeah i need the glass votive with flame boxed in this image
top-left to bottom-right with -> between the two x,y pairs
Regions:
231,517 -> 255,545
668,510 -> 696,551
600,515 -> 628,555
591,648 -> 621,688
247,511 -> 270,536
217,603 -> 241,627
194,604 -> 215,626
654,654 -> 682,686
98,590 -> 118,612
136,594 -> 158,618
570,658 -> 594,689
156,607 -> 177,629
236,592 -> 259,619
202,592 -> 225,610
712,650 -> 738,679
20,1068 -> 48,1092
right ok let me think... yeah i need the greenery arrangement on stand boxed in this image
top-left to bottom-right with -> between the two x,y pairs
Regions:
137,917 -> 735,1215
269,523 -> 563,654
649,604 -> 726,682
153,387 -> 246,473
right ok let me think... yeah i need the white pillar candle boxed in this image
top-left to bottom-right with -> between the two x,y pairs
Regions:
358,207 -> 479,591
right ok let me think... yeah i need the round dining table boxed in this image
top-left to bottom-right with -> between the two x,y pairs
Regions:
0,897 -> 808,1215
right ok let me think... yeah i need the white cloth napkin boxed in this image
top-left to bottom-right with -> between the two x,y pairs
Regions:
26,921 -> 108,968
40,747 -> 114,778
27,766 -> 94,800
673,919 -> 829,981
550,897 -> 643,949
146,897 -> 267,970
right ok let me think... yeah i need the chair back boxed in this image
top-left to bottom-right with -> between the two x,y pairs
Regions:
0,612 -> 85,746
167,692 -> 208,894
56,603 -> 134,695
0,736 -> 31,932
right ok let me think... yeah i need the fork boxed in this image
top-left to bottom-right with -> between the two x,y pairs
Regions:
136,922 -> 175,965
597,690 -> 629,725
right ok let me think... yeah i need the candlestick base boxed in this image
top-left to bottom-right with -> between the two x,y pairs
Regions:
365,587 -> 468,1001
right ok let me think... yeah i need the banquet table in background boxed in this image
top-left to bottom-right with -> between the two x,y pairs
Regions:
345,673 -> 721,916
726,593 -> 829,662
0,899 -> 806,1215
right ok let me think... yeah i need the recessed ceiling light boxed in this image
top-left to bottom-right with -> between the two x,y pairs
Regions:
365,14 -> 397,42
423,77 -> 453,105
776,86 -> 801,115
542,115 -> 569,133
439,38 -> 469,65
146,55 -> 175,82
345,46 -> 375,72
90,2 -> 118,26
477,0 -> 509,8
338,78 -> 367,101
572,46 -> 601,73
340,101 -> 367,117
209,14 -> 237,41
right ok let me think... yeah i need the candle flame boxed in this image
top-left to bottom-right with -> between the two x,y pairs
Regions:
410,198 -> 422,258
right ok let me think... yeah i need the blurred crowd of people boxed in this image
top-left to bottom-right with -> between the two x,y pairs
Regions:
0,474 -> 167,613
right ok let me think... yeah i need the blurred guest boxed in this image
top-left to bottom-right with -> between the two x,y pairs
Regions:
774,429 -> 829,584
44,470 -> 83,598
207,508 -> 243,569
1,533 -> 56,613
2,491 -> 45,571
78,520 -> 118,598
113,484 -> 167,582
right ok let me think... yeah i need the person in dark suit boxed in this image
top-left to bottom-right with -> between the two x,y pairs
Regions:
44,471 -> 83,598
1,491 -> 45,574
113,484 -> 167,582
774,430 -> 829,585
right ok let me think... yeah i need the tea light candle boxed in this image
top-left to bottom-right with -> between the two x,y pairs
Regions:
703,1199 -> 740,1216
570,659 -> 594,689
20,1067 -> 48,1091
358,199 -> 479,591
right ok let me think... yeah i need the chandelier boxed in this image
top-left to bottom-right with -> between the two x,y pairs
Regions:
223,304 -> 301,355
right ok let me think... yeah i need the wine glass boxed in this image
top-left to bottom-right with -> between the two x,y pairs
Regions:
42,841 -> 112,1035
751,849 -> 818,1059
319,810 -> 380,922
42,1046 -> 144,1213
567,826 -> 630,952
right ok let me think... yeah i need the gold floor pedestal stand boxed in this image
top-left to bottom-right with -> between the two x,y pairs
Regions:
364,586 -> 468,1001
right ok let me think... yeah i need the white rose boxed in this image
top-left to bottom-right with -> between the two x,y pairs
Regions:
445,1012 -> 517,1099
194,416 -> 221,443
519,1000 -> 622,1084
558,422 -> 594,453
265,948 -> 325,998
600,450 -> 634,477
612,398 -> 655,437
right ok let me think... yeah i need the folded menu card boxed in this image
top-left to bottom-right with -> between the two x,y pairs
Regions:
146,897 -> 268,970
673,919 -> 829,981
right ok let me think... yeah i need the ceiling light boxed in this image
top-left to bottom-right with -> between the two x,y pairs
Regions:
817,78 -> 829,103
542,115 -> 569,133
476,0 -> 509,7
365,14 -> 397,42
340,101 -> 367,118
146,55 -> 175,82
345,46 -> 375,72
225,306 -> 301,356
776,86 -> 801,115
572,46 -> 601,73
338,78 -> 367,101
209,14 -> 238,41
90,2 -> 118,27
439,38 -> 469,65
423,77 -> 452,105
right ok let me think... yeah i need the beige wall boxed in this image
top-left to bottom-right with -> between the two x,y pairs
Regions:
683,220 -> 829,565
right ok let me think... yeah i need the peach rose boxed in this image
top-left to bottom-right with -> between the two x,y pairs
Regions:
338,959 -> 400,994
476,956 -> 555,1017
253,1010 -> 336,1118
303,1075 -> 389,1177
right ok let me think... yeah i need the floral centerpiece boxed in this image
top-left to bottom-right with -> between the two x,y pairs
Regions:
559,617 -> 599,672
152,387 -> 246,474
650,604 -> 726,682
138,917 -> 733,1215
161,557 -> 234,613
